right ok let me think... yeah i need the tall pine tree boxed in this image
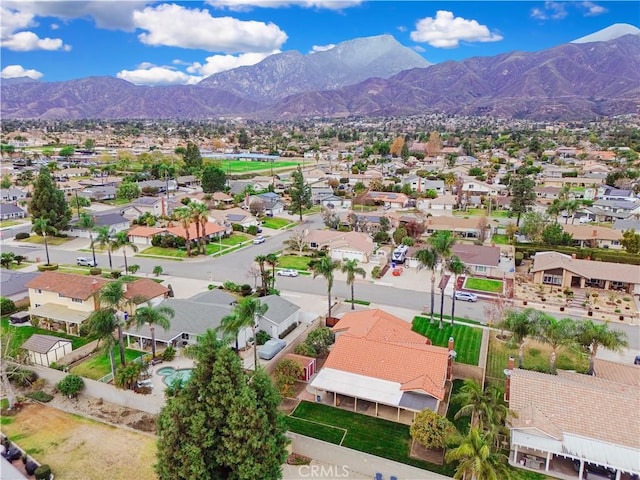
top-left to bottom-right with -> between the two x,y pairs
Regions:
183,142 -> 203,173
29,167 -> 71,232
155,331 -> 288,480
201,164 -> 227,193
289,166 -> 312,221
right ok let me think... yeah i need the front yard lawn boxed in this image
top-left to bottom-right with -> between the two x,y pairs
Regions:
287,401 -> 454,475
70,347 -> 145,380
0,219 -> 27,228
411,317 -> 481,365
1,318 -> 93,358
277,255 -> 312,270
139,246 -> 186,258
485,331 -> 588,384
464,277 -> 504,293
19,235 -> 71,246
262,217 -> 294,229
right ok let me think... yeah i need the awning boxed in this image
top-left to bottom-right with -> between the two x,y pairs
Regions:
28,304 -> 89,324
310,368 -> 403,406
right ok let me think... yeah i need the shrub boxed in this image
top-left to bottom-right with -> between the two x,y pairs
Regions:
223,281 -> 239,292
34,464 -> 52,480
151,234 -> 162,247
305,327 -> 334,356
255,330 -> 271,346
162,345 -> 176,362
127,264 -> 140,274
110,270 -> 122,279
240,284 -> 253,296
247,225 -> 258,235
25,391 -> 53,403
153,266 -> 163,277
57,374 -> 84,398
278,322 -> 299,339
208,284 -> 215,290
294,342 -> 316,357
14,232 -> 30,240
0,297 -> 16,315
275,358 -> 304,398
89,267 -> 102,276
232,224 -> 244,232
515,251 -> 524,266
8,367 -> 38,387
371,266 -> 381,278
37,263 -> 59,271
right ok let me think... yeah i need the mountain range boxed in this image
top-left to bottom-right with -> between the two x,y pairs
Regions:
1,26 -> 639,121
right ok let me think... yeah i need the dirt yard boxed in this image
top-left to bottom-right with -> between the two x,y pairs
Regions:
1,400 -> 158,480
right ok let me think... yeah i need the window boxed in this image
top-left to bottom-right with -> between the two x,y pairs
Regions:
58,293 -> 66,298
72,298 -> 83,304
310,242 -> 318,248
34,303 -> 41,308
35,289 -> 42,294
543,274 -> 562,285
474,265 -> 487,273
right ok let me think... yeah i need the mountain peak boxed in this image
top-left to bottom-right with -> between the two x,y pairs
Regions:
571,23 -> 640,44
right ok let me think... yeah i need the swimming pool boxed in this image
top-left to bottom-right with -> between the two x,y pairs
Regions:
156,366 -> 193,386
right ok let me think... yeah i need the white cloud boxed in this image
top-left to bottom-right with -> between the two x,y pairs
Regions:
117,65 -> 201,86
580,1 -> 607,16
2,30 -> 70,51
410,10 -> 503,48
206,0 -> 362,11
1,64 -> 43,79
134,4 -> 287,53
530,1 -> 568,20
310,44 -> 335,53
187,50 -> 277,76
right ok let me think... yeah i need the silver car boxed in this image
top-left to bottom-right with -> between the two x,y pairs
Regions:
453,291 -> 478,302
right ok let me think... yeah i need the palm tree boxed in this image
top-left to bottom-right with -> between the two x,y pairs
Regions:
452,378 -> 489,429
546,199 -> 563,223
98,280 -> 129,366
254,254 -> 268,294
86,308 -> 119,380
134,302 -> 175,359
501,308 -> 538,368
445,428 -> 513,480
448,255 -> 467,326
78,213 -> 97,266
341,259 -> 366,310
429,230 -> 457,327
444,172 -> 457,194
562,199 -> 581,225
576,320 -> 628,375
416,247 -> 439,325
312,256 -> 341,321
174,207 -> 192,256
190,202 -> 209,254
218,297 -> 268,369
32,217 -> 56,265
266,253 -> 279,290
94,226 -> 113,270
534,315 -> 576,373
110,231 -> 138,273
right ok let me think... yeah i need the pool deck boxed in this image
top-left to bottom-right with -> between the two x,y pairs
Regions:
148,357 -> 195,396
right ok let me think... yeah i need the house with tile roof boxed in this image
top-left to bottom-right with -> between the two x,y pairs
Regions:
25,272 -> 169,335
127,221 -> 229,246
531,251 -> 640,295
309,309 -> 452,424
506,362 -> 640,479
304,229 -> 376,263
561,224 -> 623,250
424,215 -> 488,239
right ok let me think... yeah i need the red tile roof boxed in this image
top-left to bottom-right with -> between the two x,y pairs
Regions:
125,278 -> 169,303
26,271 -> 107,299
333,309 -> 429,344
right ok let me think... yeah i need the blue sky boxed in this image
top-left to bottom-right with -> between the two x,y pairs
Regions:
1,1 -> 638,85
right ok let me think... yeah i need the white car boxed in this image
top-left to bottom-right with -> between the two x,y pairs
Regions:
453,291 -> 478,302
277,269 -> 299,277
253,235 -> 266,244
76,257 -> 97,267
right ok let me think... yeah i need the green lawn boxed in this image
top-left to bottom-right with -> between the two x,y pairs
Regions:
211,159 -> 301,173
261,217 -> 294,229
485,332 -> 589,383
139,246 -> 187,258
464,277 -> 504,293
206,234 -> 251,255
1,318 -> 93,358
70,347 -> 145,380
411,317 -> 482,365
287,401 -> 454,475
0,219 -> 26,228
276,255 -> 312,270
453,208 -> 511,218
490,234 -> 510,245
102,198 -> 131,206
19,235 -> 71,246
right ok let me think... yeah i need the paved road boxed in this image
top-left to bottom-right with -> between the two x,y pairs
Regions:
3,214 -> 639,352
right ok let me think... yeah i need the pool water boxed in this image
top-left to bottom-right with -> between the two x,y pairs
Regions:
157,367 -> 194,386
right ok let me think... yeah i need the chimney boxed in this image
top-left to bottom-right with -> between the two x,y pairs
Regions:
447,337 -> 456,381
505,356 -> 515,402
161,196 -> 166,216
245,192 -> 249,208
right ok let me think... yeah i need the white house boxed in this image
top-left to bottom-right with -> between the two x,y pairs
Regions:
21,334 -> 73,367
0,204 -> 26,220
257,295 -> 301,339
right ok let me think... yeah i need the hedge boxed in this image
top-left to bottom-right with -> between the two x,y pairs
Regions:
37,263 -> 59,271
516,244 -> 640,265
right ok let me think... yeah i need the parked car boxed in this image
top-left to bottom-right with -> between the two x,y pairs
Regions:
76,256 -> 97,267
453,291 -> 478,302
252,235 -> 266,244
277,269 -> 299,277
572,459 -> 617,479
258,339 -> 287,360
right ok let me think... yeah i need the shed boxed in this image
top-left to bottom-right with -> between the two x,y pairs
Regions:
284,353 -> 317,382
21,334 -> 73,367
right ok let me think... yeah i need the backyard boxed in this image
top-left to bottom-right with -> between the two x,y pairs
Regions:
0,403 -> 157,480
261,217 -> 295,229
464,277 -> 504,293
70,347 -> 146,380
411,316 -> 482,365
1,318 -> 93,358
453,208 -> 512,218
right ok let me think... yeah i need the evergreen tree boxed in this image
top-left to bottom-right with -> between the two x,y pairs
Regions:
155,332 -> 288,480
183,142 -> 202,172
509,173 -> 536,226
29,167 -> 70,232
201,164 -> 227,193
289,166 -> 312,221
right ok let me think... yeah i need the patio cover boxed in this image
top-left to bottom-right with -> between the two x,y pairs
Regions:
310,368 -> 403,406
28,304 -> 89,324
512,430 -> 640,475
